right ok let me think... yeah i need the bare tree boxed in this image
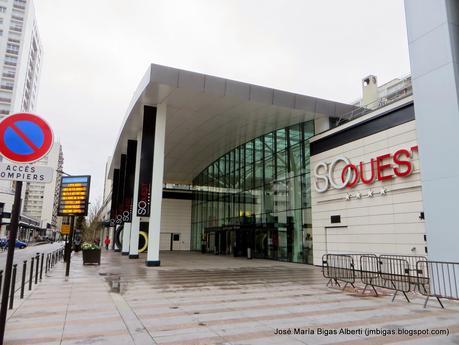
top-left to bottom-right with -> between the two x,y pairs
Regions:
81,198 -> 103,243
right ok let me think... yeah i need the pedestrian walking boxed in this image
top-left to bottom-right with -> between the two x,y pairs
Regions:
104,236 -> 110,250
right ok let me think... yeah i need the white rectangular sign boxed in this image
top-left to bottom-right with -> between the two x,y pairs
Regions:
0,162 -> 54,183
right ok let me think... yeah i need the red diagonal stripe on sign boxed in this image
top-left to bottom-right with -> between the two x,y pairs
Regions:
10,123 -> 40,152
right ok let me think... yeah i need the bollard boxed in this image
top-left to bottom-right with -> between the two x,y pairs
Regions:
40,253 -> 44,280
29,257 -> 34,291
9,264 -> 17,310
0,270 -> 3,295
35,253 -> 39,285
20,261 -> 26,299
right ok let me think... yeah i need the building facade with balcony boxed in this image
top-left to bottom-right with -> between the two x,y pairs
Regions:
0,0 -> 41,118
22,142 -> 64,236
0,0 -> 44,238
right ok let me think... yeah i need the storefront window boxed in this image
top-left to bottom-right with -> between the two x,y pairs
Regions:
191,120 -> 314,264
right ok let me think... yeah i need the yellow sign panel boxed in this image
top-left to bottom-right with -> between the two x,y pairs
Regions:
58,176 -> 91,216
61,224 -> 70,235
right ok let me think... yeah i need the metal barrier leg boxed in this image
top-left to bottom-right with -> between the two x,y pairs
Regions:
343,282 -> 355,290
362,284 -> 378,296
371,285 -> 378,296
29,257 -> 34,291
392,289 -> 410,303
402,291 -> 410,303
423,296 -> 429,308
9,265 -> 17,310
40,253 -> 44,280
424,296 -> 445,309
20,261 -> 26,299
436,297 -> 444,309
35,254 -> 39,285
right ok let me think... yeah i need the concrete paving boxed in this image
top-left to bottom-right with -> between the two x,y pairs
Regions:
4,250 -> 459,345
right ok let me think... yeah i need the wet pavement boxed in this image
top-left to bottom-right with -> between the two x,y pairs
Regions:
4,250 -> 459,344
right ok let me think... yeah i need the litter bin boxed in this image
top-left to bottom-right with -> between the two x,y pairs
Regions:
247,247 -> 252,259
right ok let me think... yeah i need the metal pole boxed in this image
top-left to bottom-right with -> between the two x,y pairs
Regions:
65,216 -> 75,277
8,265 -> 17,310
39,253 -> 44,280
20,261 -> 26,299
45,255 -> 48,275
34,254 -> 39,285
0,180 -> 22,345
28,257 -> 34,291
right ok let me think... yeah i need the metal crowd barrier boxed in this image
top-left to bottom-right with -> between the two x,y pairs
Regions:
322,254 -> 356,289
361,255 -> 411,302
380,254 -> 428,292
416,260 -> 459,309
323,252 -> 459,308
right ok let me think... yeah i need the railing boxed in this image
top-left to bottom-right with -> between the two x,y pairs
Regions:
0,247 -> 64,311
361,256 -> 412,302
323,253 -> 459,308
322,254 -> 356,289
334,76 -> 413,127
417,261 -> 459,308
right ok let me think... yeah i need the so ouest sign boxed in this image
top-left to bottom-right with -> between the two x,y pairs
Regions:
313,145 -> 419,193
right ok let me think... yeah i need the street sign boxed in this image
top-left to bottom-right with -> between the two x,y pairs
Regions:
61,224 -> 70,235
0,113 -> 55,345
0,113 -> 53,163
0,162 -> 53,183
57,175 -> 91,216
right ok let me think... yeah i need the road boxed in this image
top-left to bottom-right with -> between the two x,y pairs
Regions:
0,241 -> 64,297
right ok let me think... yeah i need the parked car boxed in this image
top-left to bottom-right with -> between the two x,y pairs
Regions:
15,239 -> 27,249
0,238 -> 28,249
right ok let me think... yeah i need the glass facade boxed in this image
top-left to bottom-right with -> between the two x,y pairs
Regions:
191,121 -> 314,264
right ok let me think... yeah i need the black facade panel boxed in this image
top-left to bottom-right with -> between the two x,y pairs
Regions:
123,140 -> 137,222
162,191 -> 193,200
109,169 -> 119,225
116,154 -> 126,224
137,106 -> 156,217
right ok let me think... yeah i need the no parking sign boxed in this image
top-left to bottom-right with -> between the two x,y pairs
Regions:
0,113 -> 54,182
0,113 -> 53,163
0,113 -> 55,343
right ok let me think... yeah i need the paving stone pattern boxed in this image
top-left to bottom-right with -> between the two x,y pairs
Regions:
4,251 -> 459,344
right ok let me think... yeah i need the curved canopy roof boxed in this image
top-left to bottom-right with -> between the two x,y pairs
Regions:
109,63 -> 355,183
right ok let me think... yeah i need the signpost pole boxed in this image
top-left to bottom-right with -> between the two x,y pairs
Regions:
0,181 -> 23,345
65,216 -> 75,278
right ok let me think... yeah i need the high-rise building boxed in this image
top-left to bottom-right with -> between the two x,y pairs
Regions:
22,142 -> 64,233
0,0 -> 42,118
0,0 -> 48,236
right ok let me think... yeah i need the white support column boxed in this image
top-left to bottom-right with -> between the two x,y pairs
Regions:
109,226 -> 115,250
146,103 -> 166,266
114,224 -> 121,251
129,130 -> 143,259
121,223 -> 131,255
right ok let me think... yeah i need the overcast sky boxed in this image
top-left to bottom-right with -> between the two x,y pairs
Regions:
33,0 -> 410,205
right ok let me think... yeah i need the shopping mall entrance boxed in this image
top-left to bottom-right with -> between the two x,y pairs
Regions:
204,221 -> 312,263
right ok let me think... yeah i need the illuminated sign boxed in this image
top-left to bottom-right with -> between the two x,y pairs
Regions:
57,175 -> 91,216
313,146 -> 418,193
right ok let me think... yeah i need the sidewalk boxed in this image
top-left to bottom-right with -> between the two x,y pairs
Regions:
4,250 -> 459,345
